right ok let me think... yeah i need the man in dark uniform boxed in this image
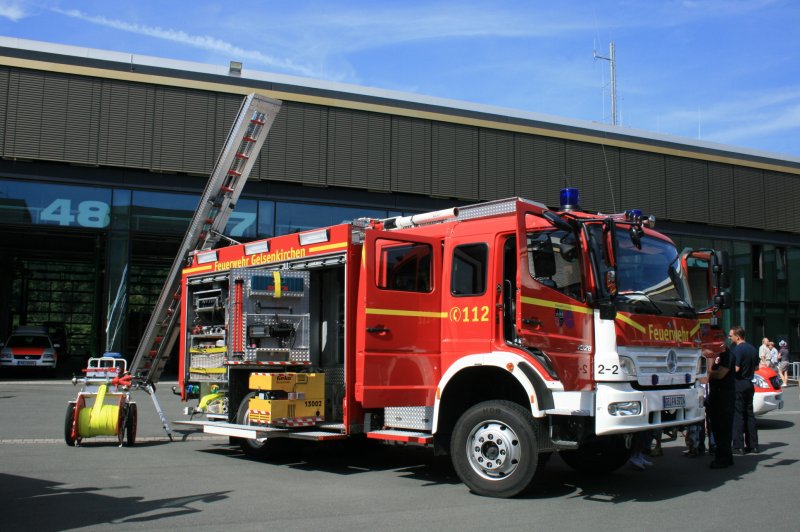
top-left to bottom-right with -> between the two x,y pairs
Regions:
730,326 -> 760,454
708,340 -> 736,469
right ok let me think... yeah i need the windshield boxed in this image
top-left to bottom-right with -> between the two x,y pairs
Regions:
7,335 -> 51,348
589,224 -> 694,317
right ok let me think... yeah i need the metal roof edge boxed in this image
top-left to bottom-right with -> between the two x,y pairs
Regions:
1,36 -> 799,172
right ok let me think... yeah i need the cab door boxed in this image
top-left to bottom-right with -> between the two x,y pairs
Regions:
356,230 -> 443,407
515,210 -> 593,390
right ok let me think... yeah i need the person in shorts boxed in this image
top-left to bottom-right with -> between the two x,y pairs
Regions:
778,340 -> 790,386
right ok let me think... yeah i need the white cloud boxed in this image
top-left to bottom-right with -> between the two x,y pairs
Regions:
245,5 -> 599,57
0,0 -> 27,21
51,8 -> 322,77
707,104 -> 800,144
654,87 -> 800,144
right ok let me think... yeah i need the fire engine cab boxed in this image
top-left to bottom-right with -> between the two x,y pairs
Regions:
177,187 -> 731,498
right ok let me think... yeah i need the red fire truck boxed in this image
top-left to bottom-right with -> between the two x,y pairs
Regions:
176,187 -> 731,498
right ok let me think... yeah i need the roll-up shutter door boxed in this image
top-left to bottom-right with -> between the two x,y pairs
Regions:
565,140 -> 620,213
391,116 -> 431,195
620,150 -> 666,216
479,129 -> 514,200
732,166 -> 765,229
432,122 -> 479,200
665,156 -> 708,223
707,163 -> 734,226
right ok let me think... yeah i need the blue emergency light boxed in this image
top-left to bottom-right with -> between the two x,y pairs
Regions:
560,187 -> 579,210
625,209 -> 643,221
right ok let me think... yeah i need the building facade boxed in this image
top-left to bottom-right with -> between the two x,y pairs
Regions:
1,37 -> 799,359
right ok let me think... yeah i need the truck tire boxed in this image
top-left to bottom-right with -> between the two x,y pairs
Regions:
124,403 -> 137,447
559,435 -> 630,474
64,403 -> 76,446
236,392 -> 286,459
450,400 -> 539,498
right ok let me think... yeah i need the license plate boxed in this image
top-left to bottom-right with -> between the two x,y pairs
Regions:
663,395 -> 685,409
17,361 -> 36,366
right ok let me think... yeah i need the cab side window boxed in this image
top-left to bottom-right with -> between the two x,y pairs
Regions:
527,230 -> 582,300
377,240 -> 432,292
451,243 -> 487,296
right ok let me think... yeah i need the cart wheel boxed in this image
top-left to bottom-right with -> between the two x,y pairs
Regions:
125,403 -> 137,447
64,403 -> 77,446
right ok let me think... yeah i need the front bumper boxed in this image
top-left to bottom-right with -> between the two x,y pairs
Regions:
754,391 -> 783,417
595,382 -> 705,436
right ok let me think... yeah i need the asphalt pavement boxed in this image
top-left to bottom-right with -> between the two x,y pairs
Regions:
1,365 -> 798,531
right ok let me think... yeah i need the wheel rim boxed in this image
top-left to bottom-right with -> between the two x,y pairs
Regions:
465,420 -> 522,480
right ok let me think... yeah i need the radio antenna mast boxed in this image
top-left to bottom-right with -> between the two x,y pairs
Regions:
593,41 -> 618,126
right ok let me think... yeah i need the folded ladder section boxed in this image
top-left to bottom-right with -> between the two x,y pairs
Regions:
129,94 -> 283,387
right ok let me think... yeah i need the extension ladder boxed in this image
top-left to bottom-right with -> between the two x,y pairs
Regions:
129,94 -> 282,388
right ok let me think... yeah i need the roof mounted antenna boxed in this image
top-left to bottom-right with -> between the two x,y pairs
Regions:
593,41 -> 618,126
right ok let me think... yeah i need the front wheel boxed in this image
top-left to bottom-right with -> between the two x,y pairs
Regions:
450,400 -> 539,498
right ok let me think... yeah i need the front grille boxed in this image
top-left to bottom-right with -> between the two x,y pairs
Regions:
14,354 -> 42,360
637,351 -> 697,374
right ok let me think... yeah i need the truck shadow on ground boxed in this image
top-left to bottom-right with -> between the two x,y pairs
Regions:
198,433 -> 797,502
0,472 -> 230,531
524,442 -> 798,502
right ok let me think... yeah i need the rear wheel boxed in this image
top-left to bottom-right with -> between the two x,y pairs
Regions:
559,435 -> 630,474
450,400 -> 539,498
236,392 -> 287,459
64,403 -> 76,446
124,403 -> 138,447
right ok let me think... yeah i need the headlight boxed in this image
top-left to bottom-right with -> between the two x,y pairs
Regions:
0,351 -> 11,360
752,374 -> 769,390
619,356 -> 637,377
608,401 -> 642,416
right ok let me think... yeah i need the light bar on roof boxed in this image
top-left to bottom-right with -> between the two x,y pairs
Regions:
196,251 -> 218,264
298,229 -> 329,246
244,241 -> 270,255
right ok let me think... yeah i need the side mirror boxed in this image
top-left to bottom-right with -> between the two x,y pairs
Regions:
714,291 -> 732,310
712,250 -> 730,290
53,343 -> 61,349
603,218 -> 617,268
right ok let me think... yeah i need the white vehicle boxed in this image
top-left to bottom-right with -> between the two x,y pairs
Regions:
0,326 -> 61,369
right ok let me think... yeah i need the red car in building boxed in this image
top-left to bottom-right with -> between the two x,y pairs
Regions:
0,326 -> 62,370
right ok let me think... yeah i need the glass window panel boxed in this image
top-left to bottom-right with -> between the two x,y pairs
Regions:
110,189 -> 132,231
376,240 -> 432,293
257,201 -> 275,238
224,198 -> 257,240
131,191 -> 198,234
276,203 -> 385,235
0,178 -> 112,229
451,243 -> 488,296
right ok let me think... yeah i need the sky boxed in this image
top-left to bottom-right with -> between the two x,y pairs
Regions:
1,0 -> 799,158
